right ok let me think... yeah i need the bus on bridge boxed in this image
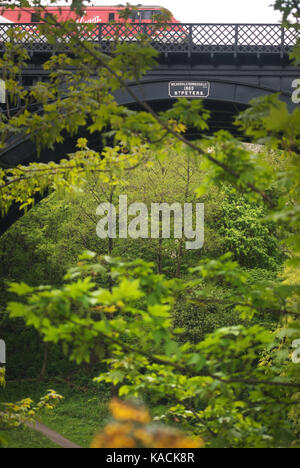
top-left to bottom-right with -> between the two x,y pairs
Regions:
0,5 -> 186,45
0,5 -> 179,25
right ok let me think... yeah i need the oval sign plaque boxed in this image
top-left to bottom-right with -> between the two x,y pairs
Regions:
169,81 -> 210,98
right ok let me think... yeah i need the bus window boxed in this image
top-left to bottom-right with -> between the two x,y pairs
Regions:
31,13 -> 40,23
108,13 -> 115,22
130,11 -> 139,22
44,13 -> 54,22
141,10 -> 153,20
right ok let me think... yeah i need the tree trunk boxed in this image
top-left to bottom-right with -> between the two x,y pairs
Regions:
40,342 -> 48,380
176,239 -> 184,278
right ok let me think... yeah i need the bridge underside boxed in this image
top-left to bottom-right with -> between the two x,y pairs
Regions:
0,97 -> 246,169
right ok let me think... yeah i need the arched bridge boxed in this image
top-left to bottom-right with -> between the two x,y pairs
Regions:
0,23 -> 300,232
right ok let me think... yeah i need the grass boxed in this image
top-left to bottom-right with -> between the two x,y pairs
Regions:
3,426 -> 59,449
0,379 -> 110,448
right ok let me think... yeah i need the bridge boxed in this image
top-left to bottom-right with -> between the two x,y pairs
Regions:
0,23 -> 300,233
0,22 -> 298,55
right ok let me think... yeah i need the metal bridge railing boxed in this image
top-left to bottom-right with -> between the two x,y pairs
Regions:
0,23 -> 298,54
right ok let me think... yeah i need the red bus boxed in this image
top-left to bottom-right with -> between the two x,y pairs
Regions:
0,5 -> 180,25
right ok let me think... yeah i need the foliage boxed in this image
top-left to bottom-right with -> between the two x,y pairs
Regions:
0,368 -> 4,389
219,186 -> 284,269
0,380 -> 63,448
0,390 -> 63,429
0,148 -> 282,290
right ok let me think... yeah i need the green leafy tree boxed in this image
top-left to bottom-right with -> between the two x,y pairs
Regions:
219,186 -> 284,269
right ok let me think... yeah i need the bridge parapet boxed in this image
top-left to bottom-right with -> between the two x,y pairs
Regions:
0,23 -> 298,56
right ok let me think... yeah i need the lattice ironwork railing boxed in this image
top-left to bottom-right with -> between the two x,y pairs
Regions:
0,23 -> 298,54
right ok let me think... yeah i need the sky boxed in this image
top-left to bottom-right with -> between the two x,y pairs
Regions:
42,0 -> 282,24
